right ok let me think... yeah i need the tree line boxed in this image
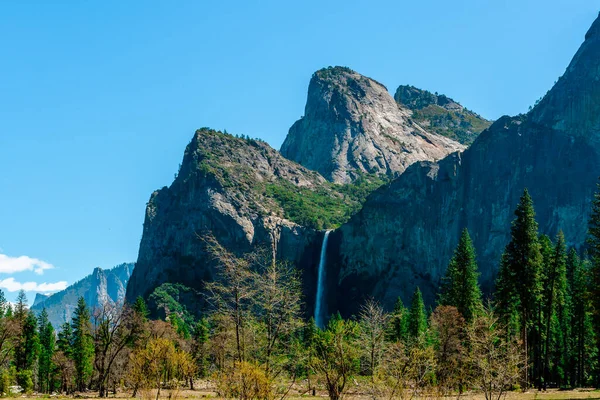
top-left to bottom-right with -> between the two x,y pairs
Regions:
3,184 -> 600,399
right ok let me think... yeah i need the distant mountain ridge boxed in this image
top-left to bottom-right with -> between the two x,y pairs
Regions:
31,263 -> 134,328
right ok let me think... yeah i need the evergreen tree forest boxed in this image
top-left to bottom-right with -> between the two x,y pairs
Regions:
2,186 -> 600,400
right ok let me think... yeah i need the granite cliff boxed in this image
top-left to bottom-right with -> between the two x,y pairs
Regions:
125,129 -> 372,309
280,67 -> 464,184
126,65 -> 467,313
327,13 -> 600,316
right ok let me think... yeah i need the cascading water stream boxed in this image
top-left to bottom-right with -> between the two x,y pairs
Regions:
314,230 -> 331,328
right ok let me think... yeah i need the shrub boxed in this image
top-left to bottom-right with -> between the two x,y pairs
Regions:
16,370 -> 33,393
0,369 -> 10,395
215,361 -> 273,400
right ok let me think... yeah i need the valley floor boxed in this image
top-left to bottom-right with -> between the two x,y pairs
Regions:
17,388 -> 600,400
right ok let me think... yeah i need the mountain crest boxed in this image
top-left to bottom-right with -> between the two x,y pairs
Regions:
394,85 -> 491,145
530,12 -> 600,137
281,66 -> 464,183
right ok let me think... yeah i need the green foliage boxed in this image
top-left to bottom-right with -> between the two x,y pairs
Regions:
313,314 -> 360,400
38,308 -> 55,393
14,309 -> 39,372
411,104 -> 491,145
57,321 -> 73,357
71,297 -> 94,391
16,370 -> 33,393
396,85 -> 491,145
192,318 -> 210,377
568,251 -> 596,386
388,297 -> 408,342
587,179 -> 600,384
148,283 -> 200,333
407,288 -> 427,340
132,296 -> 149,320
439,228 -> 482,321
0,369 -> 10,396
495,189 -> 543,332
190,129 -> 388,230
265,173 -> 387,229
0,290 -> 7,319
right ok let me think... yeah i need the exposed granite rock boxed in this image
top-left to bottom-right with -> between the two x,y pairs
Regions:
32,293 -> 49,307
125,129 -> 340,307
280,66 -> 464,184
330,13 -> 600,316
31,263 -> 134,329
394,85 -> 492,145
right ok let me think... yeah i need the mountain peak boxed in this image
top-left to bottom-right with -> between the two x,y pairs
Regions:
530,12 -> 600,136
313,66 -> 388,91
280,67 -> 464,183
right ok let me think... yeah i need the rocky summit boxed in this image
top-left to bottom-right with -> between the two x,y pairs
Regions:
394,85 -> 491,145
280,66 -> 464,184
328,13 -> 600,316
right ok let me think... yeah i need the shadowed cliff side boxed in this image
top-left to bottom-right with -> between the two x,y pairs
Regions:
333,13 -> 600,315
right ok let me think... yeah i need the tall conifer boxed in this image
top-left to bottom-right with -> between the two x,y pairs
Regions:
71,297 -> 94,391
439,228 -> 483,321
495,188 -> 543,387
407,287 -> 427,340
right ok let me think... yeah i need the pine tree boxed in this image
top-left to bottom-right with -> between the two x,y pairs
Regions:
568,251 -> 596,386
133,296 -> 149,320
388,297 -> 408,342
541,232 -> 568,387
439,228 -> 483,321
495,189 -> 543,388
38,308 -> 55,393
14,290 -> 28,322
0,289 -> 7,318
13,290 -> 39,374
407,287 -> 427,340
71,297 -> 94,391
57,321 -> 73,358
192,318 -> 210,378
587,179 -> 600,385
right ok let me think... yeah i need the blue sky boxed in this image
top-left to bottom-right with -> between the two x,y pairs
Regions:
0,1 -> 598,303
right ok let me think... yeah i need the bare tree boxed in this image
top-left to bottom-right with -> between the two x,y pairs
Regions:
92,302 -> 145,397
252,248 -> 303,379
467,307 -> 523,400
375,339 -> 436,400
0,315 -> 18,367
204,234 -> 257,364
359,298 -> 389,380
53,350 -> 75,394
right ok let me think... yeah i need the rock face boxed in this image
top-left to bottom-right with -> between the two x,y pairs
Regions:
126,129 -> 338,308
329,13 -> 600,316
394,85 -> 491,145
32,293 -> 49,307
31,263 -> 134,329
280,67 -> 464,184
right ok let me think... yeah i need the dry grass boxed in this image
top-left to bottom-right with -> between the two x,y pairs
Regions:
17,386 -> 600,400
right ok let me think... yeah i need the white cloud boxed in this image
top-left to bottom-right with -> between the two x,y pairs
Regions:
0,278 -> 67,293
0,254 -> 54,275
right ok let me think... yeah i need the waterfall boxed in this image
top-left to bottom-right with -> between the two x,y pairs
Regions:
314,230 -> 331,328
